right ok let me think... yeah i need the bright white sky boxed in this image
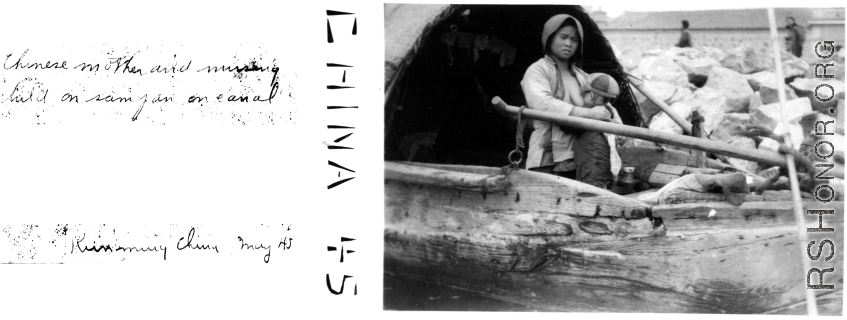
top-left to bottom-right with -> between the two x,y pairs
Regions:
588,0 -> 800,18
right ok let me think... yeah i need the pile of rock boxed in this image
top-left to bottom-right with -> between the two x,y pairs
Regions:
619,44 -> 845,176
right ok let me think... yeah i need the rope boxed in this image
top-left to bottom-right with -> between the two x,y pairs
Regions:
507,106 -> 527,168
516,106 -> 527,149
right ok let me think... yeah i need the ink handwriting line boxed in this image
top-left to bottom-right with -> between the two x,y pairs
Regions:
177,227 -> 219,253
71,233 -> 168,260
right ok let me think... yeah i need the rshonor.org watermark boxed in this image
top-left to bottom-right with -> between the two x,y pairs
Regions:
806,40 -> 838,290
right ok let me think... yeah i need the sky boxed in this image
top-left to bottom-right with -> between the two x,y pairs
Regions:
600,6 -> 752,19
588,1 -> 804,18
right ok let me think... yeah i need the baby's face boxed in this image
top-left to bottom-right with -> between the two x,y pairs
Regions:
582,91 -> 606,107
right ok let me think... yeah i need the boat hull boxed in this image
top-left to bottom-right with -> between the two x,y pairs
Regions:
384,161 -> 844,314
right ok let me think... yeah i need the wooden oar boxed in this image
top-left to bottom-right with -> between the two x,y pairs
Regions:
628,75 -> 708,167
491,96 -> 844,178
627,75 -> 693,135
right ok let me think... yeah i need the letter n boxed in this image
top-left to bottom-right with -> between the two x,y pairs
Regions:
815,164 -> 834,180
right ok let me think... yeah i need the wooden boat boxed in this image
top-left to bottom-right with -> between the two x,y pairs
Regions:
383,4 -> 844,314
384,158 -> 844,314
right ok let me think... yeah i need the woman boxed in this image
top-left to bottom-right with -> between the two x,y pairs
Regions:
520,14 -> 613,178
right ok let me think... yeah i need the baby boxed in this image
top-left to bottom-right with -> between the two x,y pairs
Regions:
572,73 -> 623,189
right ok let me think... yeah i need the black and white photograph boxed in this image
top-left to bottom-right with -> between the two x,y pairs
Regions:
0,1 -> 845,318
384,3 -> 844,314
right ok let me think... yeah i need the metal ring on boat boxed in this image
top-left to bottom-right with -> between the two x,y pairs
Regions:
508,150 -> 523,167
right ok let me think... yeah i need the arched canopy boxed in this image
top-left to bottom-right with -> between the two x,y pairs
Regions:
385,4 -> 642,166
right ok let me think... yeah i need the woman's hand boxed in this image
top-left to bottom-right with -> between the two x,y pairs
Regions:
569,105 -> 611,121
607,104 -> 623,124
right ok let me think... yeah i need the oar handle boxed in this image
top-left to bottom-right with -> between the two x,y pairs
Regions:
491,96 -> 507,113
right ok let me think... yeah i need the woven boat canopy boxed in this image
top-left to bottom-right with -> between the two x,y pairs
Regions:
384,4 -> 642,167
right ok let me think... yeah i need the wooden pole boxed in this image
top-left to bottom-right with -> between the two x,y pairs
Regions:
767,8 -> 817,316
627,75 -> 693,135
492,96 -> 845,178
691,111 -> 707,168
493,96 -> 788,167
385,161 -> 508,192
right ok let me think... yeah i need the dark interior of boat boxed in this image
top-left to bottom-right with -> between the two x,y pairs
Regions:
384,5 -> 641,168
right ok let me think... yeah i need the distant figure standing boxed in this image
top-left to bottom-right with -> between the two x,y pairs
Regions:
676,20 -> 691,48
785,16 -> 805,58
